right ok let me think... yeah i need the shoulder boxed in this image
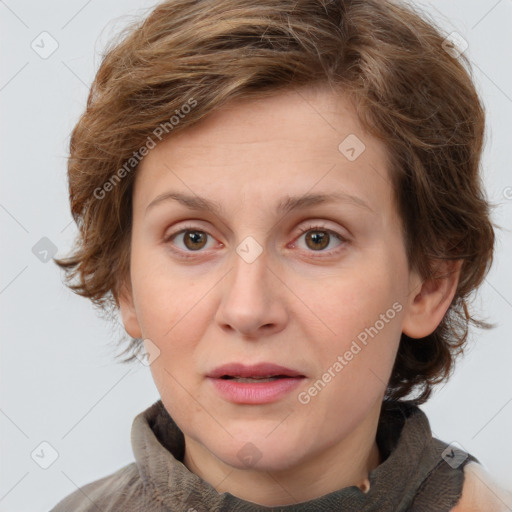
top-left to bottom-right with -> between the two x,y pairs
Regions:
50,463 -> 143,512
451,462 -> 512,512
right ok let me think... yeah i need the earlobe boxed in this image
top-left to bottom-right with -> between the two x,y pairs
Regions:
402,260 -> 462,339
117,281 -> 143,339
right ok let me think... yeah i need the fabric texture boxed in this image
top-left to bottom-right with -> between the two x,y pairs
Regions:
50,399 -> 478,512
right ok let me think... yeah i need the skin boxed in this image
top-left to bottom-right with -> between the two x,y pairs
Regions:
119,83 -> 461,506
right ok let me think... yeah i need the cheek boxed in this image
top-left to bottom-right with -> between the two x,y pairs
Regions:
300,264 -> 405,385
130,263 -> 215,384
135,281 -> 206,356
130,244 -> 205,338
304,267 -> 403,338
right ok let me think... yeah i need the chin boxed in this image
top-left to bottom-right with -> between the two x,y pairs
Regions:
211,435 -> 307,472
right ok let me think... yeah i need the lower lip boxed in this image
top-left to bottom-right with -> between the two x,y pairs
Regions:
208,377 -> 304,404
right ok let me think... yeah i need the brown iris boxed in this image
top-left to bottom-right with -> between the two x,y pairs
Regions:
183,230 -> 208,251
305,230 -> 329,251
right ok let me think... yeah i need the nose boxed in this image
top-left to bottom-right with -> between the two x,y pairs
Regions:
214,248 -> 288,339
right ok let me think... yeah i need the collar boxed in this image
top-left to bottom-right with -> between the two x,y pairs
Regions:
130,399 -> 456,511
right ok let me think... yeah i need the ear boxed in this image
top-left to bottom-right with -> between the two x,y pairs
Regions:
402,259 -> 463,339
117,278 -> 143,339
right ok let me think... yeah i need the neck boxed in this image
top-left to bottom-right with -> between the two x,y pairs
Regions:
183,403 -> 382,506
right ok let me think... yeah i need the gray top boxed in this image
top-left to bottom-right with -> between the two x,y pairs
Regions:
50,399 -> 478,511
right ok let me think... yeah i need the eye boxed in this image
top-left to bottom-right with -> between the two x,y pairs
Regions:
164,224 -> 218,254
293,224 -> 347,254
163,222 -> 347,259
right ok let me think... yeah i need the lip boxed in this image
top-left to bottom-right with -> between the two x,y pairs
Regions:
207,362 -> 305,379
207,363 -> 306,405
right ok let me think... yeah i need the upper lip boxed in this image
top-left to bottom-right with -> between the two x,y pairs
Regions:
207,362 -> 305,379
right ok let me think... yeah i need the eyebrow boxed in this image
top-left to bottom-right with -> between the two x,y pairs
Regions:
145,190 -> 375,217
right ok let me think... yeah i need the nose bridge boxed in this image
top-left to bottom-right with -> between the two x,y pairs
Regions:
226,192 -> 272,283
228,236 -> 270,304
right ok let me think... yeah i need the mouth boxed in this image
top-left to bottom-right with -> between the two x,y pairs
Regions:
219,375 -> 297,383
207,362 -> 306,380
207,362 -> 306,404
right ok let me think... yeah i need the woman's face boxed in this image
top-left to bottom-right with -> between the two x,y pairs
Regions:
120,84 -> 423,475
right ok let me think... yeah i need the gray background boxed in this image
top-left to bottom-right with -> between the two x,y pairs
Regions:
1,0 -> 511,510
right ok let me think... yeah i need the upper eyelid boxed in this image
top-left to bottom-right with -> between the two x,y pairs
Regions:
165,221 -> 342,238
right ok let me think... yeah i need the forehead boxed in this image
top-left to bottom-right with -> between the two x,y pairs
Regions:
151,84 -> 372,159
134,84 -> 394,219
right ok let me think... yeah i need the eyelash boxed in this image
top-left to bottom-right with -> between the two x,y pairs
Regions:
164,223 -> 347,259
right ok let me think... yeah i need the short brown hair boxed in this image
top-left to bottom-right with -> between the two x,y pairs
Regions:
55,0 -> 497,404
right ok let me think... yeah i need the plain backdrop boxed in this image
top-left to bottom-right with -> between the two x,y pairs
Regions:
1,0 -> 511,510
